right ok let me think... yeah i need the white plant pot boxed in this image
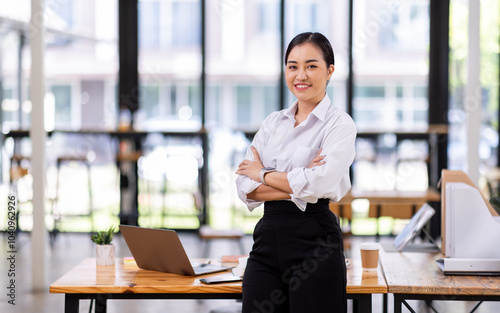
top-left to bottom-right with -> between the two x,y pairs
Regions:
95,244 -> 116,266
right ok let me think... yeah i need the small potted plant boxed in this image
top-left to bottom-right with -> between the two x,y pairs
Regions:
91,225 -> 117,266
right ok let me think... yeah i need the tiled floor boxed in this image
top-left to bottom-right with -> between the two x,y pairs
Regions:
1,231 -> 500,313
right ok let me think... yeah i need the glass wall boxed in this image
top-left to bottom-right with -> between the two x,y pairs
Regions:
0,0 -> 30,133
448,0 -> 499,198
137,0 -> 202,131
133,0 -> 204,229
3,0 -> 490,234
45,0 -> 119,132
352,0 -> 430,131
206,0 -> 281,131
1,0 -> 118,132
205,0 -> 281,229
351,0 -> 431,194
46,0 -> 120,232
0,0 -> 120,231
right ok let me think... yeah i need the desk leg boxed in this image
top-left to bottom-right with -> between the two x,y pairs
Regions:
352,294 -> 372,313
393,294 -> 403,313
383,293 -> 388,313
65,294 -> 79,313
95,294 -> 108,313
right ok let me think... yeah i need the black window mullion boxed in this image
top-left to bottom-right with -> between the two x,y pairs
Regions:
118,0 -> 139,118
347,0 -> 354,117
279,0 -> 285,110
118,0 -> 139,226
200,0 -> 209,225
428,0 -> 450,188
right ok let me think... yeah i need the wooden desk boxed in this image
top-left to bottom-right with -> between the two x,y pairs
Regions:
379,251 -> 500,313
50,258 -> 387,313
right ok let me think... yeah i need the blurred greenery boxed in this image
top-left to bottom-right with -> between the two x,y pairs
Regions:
449,0 -> 499,127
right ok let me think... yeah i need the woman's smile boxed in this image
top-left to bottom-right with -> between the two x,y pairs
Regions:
294,83 -> 312,91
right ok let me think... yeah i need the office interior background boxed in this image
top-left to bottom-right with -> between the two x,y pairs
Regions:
0,0 -> 499,274
0,0 -> 499,312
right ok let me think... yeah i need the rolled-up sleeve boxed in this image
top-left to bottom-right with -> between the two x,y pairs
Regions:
287,113 -> 357,210
235,115 -> 274,211
236,174 -> 262,211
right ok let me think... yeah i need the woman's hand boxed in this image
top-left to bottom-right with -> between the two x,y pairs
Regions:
236,146 -> 264,182
308,148 -> 325,168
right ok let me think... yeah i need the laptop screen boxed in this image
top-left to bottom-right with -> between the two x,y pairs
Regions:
119,225 -> 231,276
392,203 -> 435,251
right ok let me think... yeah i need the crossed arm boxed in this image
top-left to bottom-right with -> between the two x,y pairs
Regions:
235,146 -> 325,201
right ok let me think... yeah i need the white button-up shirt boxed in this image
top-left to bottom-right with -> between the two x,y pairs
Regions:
236,94 -> 357,211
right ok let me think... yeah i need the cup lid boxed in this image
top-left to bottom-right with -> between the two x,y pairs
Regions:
360,242 -> 380,250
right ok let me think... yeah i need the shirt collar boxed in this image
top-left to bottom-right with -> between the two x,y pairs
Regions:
283,93 -> 331,122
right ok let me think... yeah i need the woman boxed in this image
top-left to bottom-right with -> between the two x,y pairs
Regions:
235,32 -> 356,313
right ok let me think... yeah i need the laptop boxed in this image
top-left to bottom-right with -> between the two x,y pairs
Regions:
119,225 -> 232,276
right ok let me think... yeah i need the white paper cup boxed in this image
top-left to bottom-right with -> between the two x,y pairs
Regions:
360,242 -> 379,271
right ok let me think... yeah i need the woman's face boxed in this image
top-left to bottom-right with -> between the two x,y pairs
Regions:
285,42 -> 334,107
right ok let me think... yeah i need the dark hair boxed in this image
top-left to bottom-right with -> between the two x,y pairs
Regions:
284,32 -> 335,67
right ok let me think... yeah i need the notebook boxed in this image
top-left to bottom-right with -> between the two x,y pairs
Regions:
119,225 -> 231,276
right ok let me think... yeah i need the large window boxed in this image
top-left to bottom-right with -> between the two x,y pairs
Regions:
139,0 -> 201,49
0,0 -> 473,233
1,33 -> 29,132
448,0 -> 500,172
137,0 -> 202,131
0,0 -> 120,232
205,0 -> 281,229
349,0 -> 432,195
45,0 -> 119,131
0,0 -> 118,134
352,0 -> 430,131
205,0 -> 281,131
